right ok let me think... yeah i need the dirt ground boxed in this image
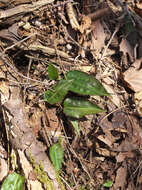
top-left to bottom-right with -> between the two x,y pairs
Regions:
0,0 -> 142,190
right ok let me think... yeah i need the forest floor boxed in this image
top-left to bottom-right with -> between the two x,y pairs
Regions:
0,0 -> 142,190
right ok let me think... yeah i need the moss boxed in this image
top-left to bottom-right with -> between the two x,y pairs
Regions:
28,152 -> 65,190
28,153 -> 54,190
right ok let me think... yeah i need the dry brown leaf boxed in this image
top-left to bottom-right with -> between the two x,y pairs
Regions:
111,162 -> 127,190
136,2 -> 142,9
29,107 -> 42,137
76,65 -> 92,73
79,15 -> 91,34
0,79 -> 9,104
0,23 -> 21,42
123,58 -> 142,92
96,147 -> 116,157
18,150 -> 43,190
66,2 -> 80,31
45,107 -> 61,139
97,134 -> 115,147
116,152 -> 135,163
119,38 -> 134,62
134,91 -> 142,116
0,158 -> 8,181
91,20 -> 106,53
103,83 -> 121,107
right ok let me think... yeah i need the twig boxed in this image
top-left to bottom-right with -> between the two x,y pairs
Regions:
53,0 -> 73,8
59,176 -> 73,190
0,0 -> 54,19
0,52 -> 49,86
4,33 -> 36,53
88,7 -> 111,21
100,105 -> 128,123
28,42 -> 71,59
101,24 -> 120,60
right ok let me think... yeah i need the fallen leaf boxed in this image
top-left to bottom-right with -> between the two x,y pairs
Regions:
119,38 -> 134,62
0,158 -> 8,181
66,2 -> 80,30
96,147 -> 116,157
123,58 -> 142,92
134,91 -> 142,116
97,134 -> 115,147
29,107 -> 42,137
91,20 -> 106,53
44,107 -> 61,139
112,162 -> 127,190
0,23 -> 21,42
0,79 -> 9,104
103,83 -> 121,107
116,152 -> 135,163
18,150 -> 43,190
136,2 -> 142,9
79,15 -> 91,34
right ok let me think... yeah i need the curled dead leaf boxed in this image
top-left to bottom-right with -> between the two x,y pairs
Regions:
123,58 -> 142,92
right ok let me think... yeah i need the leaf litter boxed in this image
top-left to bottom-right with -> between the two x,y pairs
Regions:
0,0 -> 142,190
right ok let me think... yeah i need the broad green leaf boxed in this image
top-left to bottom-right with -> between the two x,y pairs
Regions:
49,142 -> 63,172
66,70 -> 109,96
70,119 -> 80,136
44,79 -> 73,104
48,64 -> 58,80
1,172 -> 25,190
64,97 -> 105,119
103,180 -> 113,187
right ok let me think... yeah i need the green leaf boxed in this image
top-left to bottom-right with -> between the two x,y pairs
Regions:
64,97 -> 105,119
49,142 -> 63,172
48,63 -> 58,80
44,79 -> 73,104
103,180 -> 113,187
1,172 -> 25,190
70,119 -> 80,136
66,70 -> 109,96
